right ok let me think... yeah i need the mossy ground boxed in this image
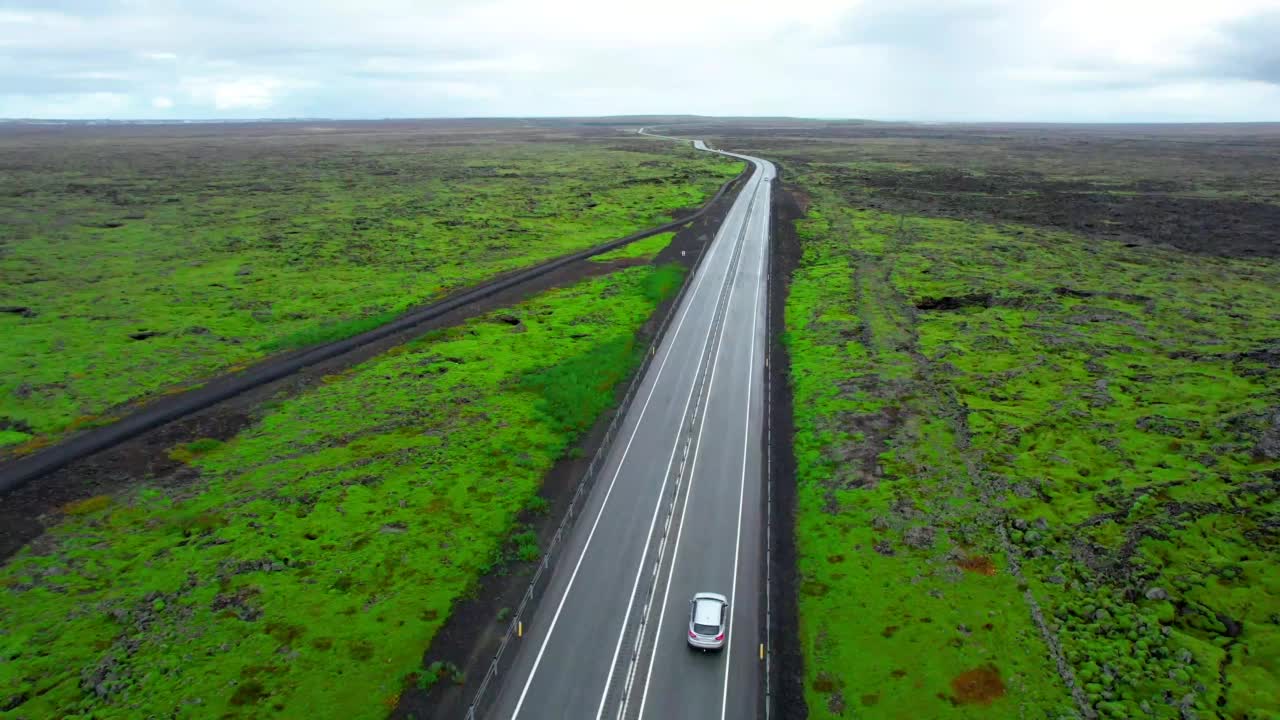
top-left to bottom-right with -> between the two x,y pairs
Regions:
590,231 -> 676,263
789,195 -> 1076,718
779,153 -> 1278,717
0,257 -> 685,719
0,125 -> 740,451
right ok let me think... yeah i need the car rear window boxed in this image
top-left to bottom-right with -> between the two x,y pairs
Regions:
694,622 -> 719,635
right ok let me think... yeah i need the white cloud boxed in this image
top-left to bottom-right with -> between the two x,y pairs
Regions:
151,95 -> 173,109
358,54 -> 550,76
0,10 -> 39,24
421,81 -> 499,100
0,0 -> 1277,119
0,91 -> 131,118
59,71 -> 127,80
181,76 -> 294,110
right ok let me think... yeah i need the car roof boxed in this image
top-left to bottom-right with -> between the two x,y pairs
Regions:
693,598 -> 722,626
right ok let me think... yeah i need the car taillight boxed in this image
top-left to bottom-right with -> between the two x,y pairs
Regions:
689,630 -> 698,639
715,633 -> 725,641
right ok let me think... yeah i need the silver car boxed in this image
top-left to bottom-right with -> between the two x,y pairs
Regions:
687,592 -> 728,651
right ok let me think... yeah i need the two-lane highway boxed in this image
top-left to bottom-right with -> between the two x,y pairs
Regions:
625,151 -> 770,720
486,132 -> 774,720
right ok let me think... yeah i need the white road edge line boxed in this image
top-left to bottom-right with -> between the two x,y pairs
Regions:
510,161 -> 756,719
596,167 -> 760,720
720,169 -> 770,720
628,172 -> 754,719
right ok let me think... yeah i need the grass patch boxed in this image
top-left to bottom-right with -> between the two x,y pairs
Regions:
590,232 -> 676,263
259,311 -> 401,354
168,438 -> 225,464
414,661 -> 463,691
0,429 -> 30,447
521,335 -> 641,439
524,496 -> 550,515
0,263 -> 678,719
62,495 -> 112,516
641,263 -> 686,304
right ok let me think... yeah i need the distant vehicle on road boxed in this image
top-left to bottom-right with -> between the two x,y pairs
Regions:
687,592 -> 728,651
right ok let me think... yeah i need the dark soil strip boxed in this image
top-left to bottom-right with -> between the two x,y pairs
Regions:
766,169 -> 809,719
391,168 -> 752,720
0,165 -> 749,498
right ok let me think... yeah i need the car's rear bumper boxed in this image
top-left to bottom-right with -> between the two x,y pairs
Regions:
687,636 -> 724,650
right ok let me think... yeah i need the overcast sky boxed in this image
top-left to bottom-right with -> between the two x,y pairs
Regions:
1,0 -> 1278,121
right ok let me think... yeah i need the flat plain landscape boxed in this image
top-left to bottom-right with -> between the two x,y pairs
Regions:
683,120 -> 1280,719
3,116 -> 1276,720
0,120 -> 740,719
0,121 -> 740,453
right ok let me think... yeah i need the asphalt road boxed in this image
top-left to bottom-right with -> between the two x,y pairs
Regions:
486,132 -> 774,720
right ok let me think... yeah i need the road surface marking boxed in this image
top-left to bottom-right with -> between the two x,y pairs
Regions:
721,173 -> 771,720
630,197 -> 750,717
510,166 -> 760,719
601,169 -> 761,719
